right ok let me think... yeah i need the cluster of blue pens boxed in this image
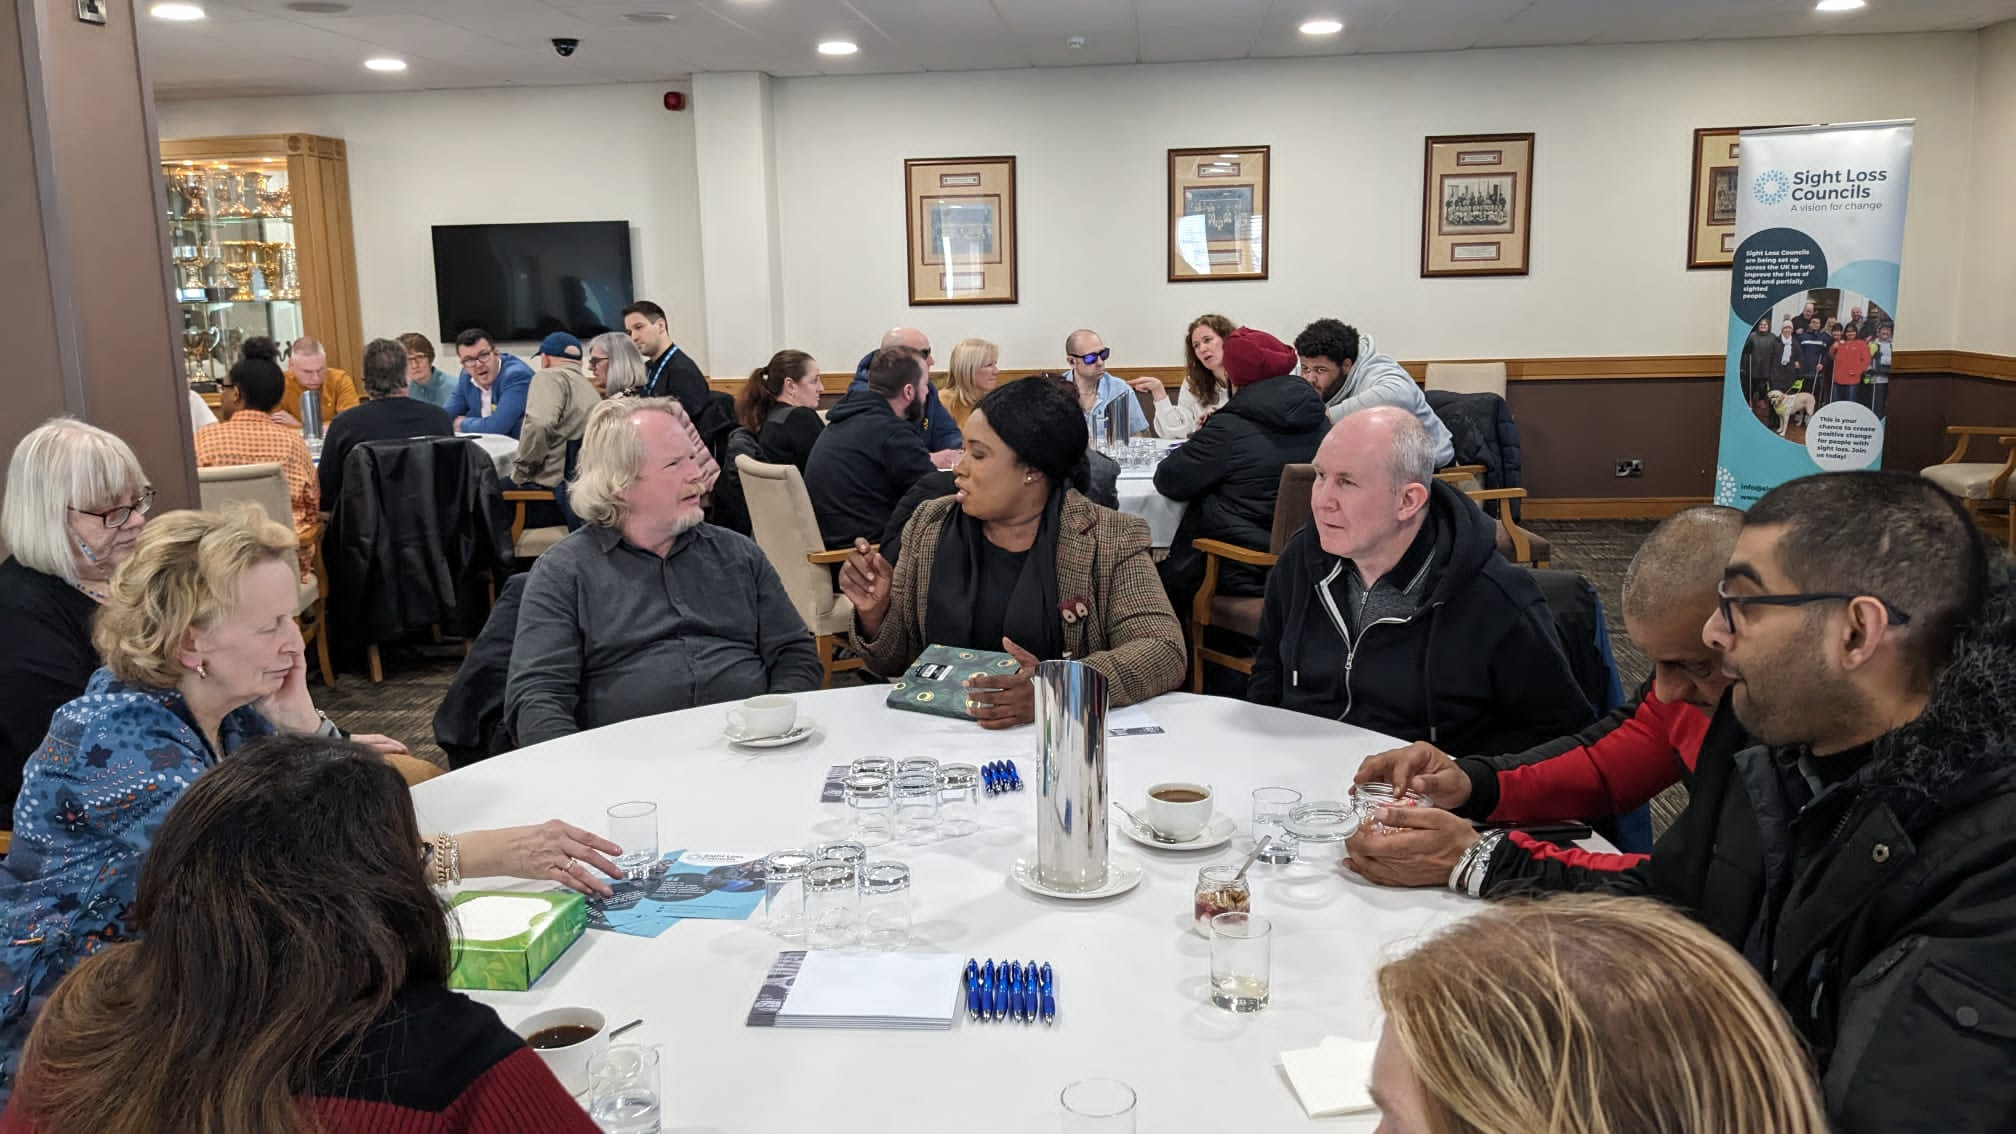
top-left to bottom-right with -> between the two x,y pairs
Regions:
981,760 -> 1022,795
964,958 -> 1053,1025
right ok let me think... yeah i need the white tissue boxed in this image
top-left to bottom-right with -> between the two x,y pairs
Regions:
1279,1035 -> 1379,1118
453,895 -> 555,941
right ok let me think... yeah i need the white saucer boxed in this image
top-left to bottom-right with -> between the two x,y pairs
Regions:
1114,811 -> 1235,852
1010,855 -> 1144,900
726,718 -> 817,748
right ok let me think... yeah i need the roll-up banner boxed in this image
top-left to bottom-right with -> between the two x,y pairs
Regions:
1713,120 -> 1914,508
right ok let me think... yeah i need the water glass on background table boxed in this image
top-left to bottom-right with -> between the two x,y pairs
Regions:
804,859 -> 859,949
843,772 -> 893,846
606,801 -> 659,879
938,762 -> 981,837
859,861 -> 912,948
1059,1078 -> 1137,1132
588,1043 -> 661,1134
1250,787 -> 1302,864
1209,912 -> 1272,1013
762,849 -> 814,940
892,772 -> 941,844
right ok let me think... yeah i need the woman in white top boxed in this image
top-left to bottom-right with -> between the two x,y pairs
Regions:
1130,314 -> 1235,439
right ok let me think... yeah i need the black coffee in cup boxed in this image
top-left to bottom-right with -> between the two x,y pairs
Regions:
526,1023 -> 599,1050
1152,787 -> 1209,803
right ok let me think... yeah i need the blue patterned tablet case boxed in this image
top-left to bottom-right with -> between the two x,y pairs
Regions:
886,645 -> 1020,719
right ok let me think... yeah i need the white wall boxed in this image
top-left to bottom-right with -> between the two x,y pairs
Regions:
1960,20 -> 2016,358
155,83 -> 708,366
771,33 -> 1983,372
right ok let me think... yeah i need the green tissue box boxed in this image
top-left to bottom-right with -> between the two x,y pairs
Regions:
448,889 -> 587,992
886,644 -> 1019,719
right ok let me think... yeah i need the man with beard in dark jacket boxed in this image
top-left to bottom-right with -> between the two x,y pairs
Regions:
1154,327 -> 1325,613
1248,406 -> 1593,756
805,346 -> 939,548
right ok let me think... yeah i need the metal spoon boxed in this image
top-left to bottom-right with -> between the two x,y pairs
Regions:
608,1018 -> 644,1040
1232,836 -> 1272,883
1112,802 -> 1184,844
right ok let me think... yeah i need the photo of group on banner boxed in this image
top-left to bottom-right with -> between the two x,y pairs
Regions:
1739,287 -> 1895,440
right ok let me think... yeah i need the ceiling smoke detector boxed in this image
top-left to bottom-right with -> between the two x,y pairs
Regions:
1067,35 -> 1085,49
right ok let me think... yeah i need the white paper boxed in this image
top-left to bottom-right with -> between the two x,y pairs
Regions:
779,951 -> 964,1026
454,895 -> 556,942
1279,1036 -> 1379,1118
1106,704 -> 1164,736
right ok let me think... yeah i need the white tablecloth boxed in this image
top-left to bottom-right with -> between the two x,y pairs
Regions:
1114,469 -> 1186,549
412,686 -> 1594,1132
458,433 -> 517,480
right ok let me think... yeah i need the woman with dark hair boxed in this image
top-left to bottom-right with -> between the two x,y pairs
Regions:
736,349 -> 826,472
3,734 -> 599,1132
838,377 -> 1185,728
1127,314 -> 1235,439
1740,314 -> 1777,407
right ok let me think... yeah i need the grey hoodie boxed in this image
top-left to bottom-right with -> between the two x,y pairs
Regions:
1321,332 -> 1457,467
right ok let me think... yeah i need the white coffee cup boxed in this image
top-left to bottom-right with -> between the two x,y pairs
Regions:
1144,781 -> 1214,841
727,694 -> 798,739
516,1006 -> 607,1096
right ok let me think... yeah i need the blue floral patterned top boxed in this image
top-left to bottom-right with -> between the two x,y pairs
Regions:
0,669 -> 272,1098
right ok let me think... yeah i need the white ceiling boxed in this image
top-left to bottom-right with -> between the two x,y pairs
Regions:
143,0 -> 2016,100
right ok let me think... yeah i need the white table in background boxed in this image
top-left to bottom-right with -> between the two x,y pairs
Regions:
1108,440 -> 1186,549
457,432 -> 517,480
413,686 -> 1581,1133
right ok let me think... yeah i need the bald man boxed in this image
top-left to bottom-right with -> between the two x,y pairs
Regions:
275,336 -> 362,429
1343,506 -> 1746,893
850,326 -> 964,458
1248,406 -> 1592,754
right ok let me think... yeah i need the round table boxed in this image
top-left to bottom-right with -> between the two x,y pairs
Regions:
458,432 -> 517,480
412,686 -> 1479,1132
1114,469 -> 1186,549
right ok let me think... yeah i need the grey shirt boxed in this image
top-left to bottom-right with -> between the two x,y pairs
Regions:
505,522 -> 824,746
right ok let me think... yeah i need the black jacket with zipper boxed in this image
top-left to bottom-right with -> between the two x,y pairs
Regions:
1246,479 -> 1592,756
1487,561 -> 2016,1132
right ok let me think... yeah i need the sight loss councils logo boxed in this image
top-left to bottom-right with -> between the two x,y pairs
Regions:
1753,170 -> 1791,206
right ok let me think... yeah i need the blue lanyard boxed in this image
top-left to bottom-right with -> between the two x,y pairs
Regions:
647,344 -> 681,395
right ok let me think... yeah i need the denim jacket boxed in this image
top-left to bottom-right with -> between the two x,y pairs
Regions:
0,669 -> 271,1097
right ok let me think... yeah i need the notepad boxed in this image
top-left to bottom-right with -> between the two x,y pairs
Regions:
746,950 -> 964,1030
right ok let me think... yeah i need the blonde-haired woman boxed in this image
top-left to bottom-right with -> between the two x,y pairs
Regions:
1127,314 -> 1234,439
0,507 -> 625,1090
940,338 -> 999,431
1371,894 -> 1826,1134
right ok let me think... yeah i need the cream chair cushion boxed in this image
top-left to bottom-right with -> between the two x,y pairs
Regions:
1922,463 -> 2016,501
516,525 -> 568,559
1424,361 -> 1508,399
739,456 -> 847,633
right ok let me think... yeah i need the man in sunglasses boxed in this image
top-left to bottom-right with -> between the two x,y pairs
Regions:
1064,330 -> 1146,440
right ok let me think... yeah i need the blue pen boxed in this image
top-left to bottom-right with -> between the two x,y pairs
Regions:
1021,962 -> 1037,1023
964,959 -> 983,1021
1039,962 -> 1056,1025
1008,960 -> 1024,1020
981,763 -> 999,796
990,962 -> 1007,1021
1005,760 -> 1023,791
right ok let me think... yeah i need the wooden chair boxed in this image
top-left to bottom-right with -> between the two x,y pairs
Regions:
504,488 -> 568,561
1921,426 -> 2016,548
1465,486 -> 1551,568
1188,464 -> 1317,691
1424,361 -> 1508,399
196,463 -> 337,687
737,456 -> 866,687
1434,464 -> 1489,493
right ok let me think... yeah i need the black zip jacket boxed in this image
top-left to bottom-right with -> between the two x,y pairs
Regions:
804,391 -> 939,549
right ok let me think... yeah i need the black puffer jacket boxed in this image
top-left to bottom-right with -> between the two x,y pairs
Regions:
1426,390 -> 1523,517
1155,375 -> 1327,596
1492,562 -> 2016,1132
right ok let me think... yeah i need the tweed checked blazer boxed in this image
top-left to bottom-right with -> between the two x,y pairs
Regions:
850,490 -> 1186,707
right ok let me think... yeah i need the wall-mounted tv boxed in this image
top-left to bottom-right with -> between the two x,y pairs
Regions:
431,221 -> 634,342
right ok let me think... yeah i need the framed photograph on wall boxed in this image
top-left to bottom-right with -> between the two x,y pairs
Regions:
904,156 -> 1018,305
1420,134 -> 1534,277
1168,145 -> 1270,282
1688,126 -> 1759,269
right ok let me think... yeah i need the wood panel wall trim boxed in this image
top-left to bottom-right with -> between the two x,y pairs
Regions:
1524,497 -> 1713,520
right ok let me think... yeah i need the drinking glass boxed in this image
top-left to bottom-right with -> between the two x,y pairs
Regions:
1250,787 -> 1302,864
1209,912 -> 1272,1013
850,757 -> 895,779
803,859 -> 859,949
762,849 -> 814,940
858,861 -> 912,949
843,772 -> 893,845
892,772 -> 941,844
1351,782 -> 1430,832
1060,1078 -> 1137,1132
587,1044 -> 662,1134
606,801 -> 659,879
937,762 -> 981,837
896,756 -> 940,779
814,841 -> 867,870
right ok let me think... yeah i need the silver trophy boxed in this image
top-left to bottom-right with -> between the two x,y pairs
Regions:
1034,659 -> 1111,892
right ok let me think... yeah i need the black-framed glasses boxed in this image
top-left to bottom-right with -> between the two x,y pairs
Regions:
1072,348 -> 1112,366
71,487 -> 155,529
588,355 -> 610,368
1715,579 -> 1911,634
459,348 -> 496,365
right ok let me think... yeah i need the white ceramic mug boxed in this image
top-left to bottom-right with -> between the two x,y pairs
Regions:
727,694 -> 798,739
1144,781 -> 1215,841
516,1006 -> 608,1096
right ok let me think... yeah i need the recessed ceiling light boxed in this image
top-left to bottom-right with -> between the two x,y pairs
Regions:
364,57 -> 407,72
624,11 -> 678,23
1814,0 -> 1865,10
285,1 -> 350,11
1299,18 -> 1343,35
817,40 -> 859,56
149,2 -> 206,19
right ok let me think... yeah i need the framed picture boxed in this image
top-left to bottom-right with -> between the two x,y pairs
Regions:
1688,126 -> 1769,269
1421,134 -> 1533,277
904,156 -> 1017,305
1168,146 -> 1269,282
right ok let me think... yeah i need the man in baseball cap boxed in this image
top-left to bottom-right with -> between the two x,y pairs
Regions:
509,332 -> 603,512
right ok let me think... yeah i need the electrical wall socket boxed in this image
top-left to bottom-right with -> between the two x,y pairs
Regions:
1615,458 -> 1644,478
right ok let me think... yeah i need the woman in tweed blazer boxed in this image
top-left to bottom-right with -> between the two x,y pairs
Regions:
840,379 -> 1185,728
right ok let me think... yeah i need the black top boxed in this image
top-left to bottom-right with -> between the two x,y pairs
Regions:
804,391 -> 939,549
642,346 -> 711,420
968,542 -> 1029,651
319,396 -> 456,503
757,406 -> 825,472
0,558 -> 99,828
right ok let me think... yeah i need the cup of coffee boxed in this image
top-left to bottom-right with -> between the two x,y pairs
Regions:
1145,782 -> 1214,841
517,1006 -> 607,1096
727,694 -> 798,739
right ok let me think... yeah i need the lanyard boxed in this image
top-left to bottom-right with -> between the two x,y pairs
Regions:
647,344 -> 681,395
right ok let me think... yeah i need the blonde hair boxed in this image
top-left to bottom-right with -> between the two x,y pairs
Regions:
2,418 -> 148,585
569,397 -> 687,529
1377,895 -> 1826,1134
943,338 -> 998,424
93,505 -> 299,689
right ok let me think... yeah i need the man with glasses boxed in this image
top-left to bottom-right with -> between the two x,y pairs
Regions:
849,326 -> 963,464
1064,329 -> 1147,440
443,327 -> 534,437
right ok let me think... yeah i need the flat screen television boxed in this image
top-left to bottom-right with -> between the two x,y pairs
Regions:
431,221 -> 633,342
